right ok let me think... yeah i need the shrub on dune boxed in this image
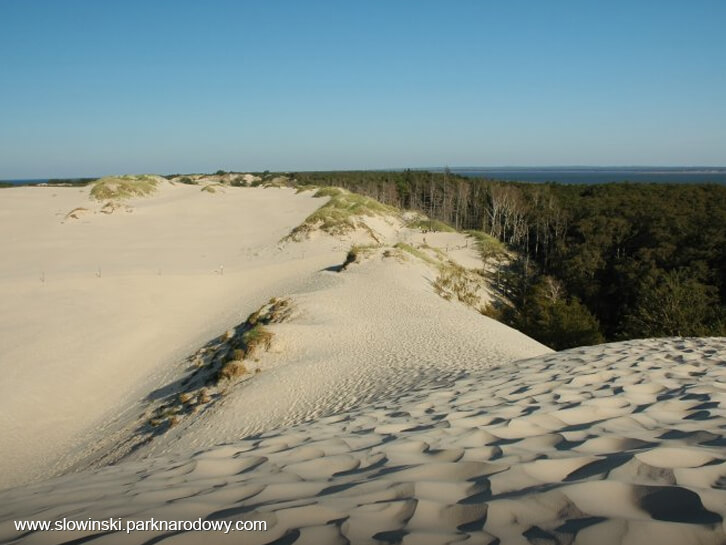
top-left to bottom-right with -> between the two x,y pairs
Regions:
285,187 -> 398,239
89,175 -> 160,200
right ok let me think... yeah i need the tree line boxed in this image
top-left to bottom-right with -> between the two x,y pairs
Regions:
291,170 -> 726,349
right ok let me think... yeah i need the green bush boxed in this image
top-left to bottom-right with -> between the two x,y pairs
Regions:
90,175 -> 159,200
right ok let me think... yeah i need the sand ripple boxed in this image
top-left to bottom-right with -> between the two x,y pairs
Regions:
2,338 -> 726,544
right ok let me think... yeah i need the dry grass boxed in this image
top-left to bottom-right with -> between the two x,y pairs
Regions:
285,187 -> 398,240
393,242 -> 440,266
238,325 -> 274,360
465,230 -> 508,261
433,263 -> 483,307
217,360 -> 248,381
407,218 -> 456,232
201,183 -> 224,193
64,207 -> 90,220
262,176 -> 290,188
141,298 -> 293,438
90,175 -> 160,201
342,244 -> 379,270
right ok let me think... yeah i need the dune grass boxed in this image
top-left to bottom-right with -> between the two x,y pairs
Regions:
342,243 -> 380,270
407,218 -> 456,232
286,187 -> 398,239
393,242 -> 440,266
90,175 -> 160,201
141,297 -> 293,437
433,263 -> 482,307
465,230 -> 508,261
201,183 -> 224,193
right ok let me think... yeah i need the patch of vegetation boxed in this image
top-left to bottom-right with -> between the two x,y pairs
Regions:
342,244 -> 379,270
217,360 -> 248,381
262,176 -> 290,188
46,178 -> 97,186
201,183 -> 224,193
393,242 -> 440,266
433,263 -> 483,307
465,230 -> 508,261
89,175 -> 160,201
499,275 -> 604,350
140,297 -> 293,438
285,187 -> 398,240
238,324 -> 274,359
408,218 -> 456,232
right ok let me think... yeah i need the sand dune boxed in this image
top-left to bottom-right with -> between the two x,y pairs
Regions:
1,339 -> 725,544
0,183 -> 339,487
2,183 -> 725,544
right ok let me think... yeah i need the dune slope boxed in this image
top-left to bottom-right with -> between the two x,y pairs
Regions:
1,338 -> 725,545
0,183 -> 339,488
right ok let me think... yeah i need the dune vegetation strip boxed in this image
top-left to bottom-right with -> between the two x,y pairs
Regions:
136,297 -> 293,440
406,217 -> 456,232
200,182 -> 225,193
340,237 -> 497,314
89,174 -> 161,201
284,187 -> 398,240
285,184 -> 509,314
341,243 -> 381,270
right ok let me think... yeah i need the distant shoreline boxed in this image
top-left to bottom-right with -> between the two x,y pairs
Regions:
3,167 -> 726,186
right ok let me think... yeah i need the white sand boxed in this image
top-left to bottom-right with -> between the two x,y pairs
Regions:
2,183 -> 725,544
1,339 -> 725,545
0,183 -> 339,487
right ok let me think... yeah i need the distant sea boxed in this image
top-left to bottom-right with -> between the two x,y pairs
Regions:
1,178 -> 95,186
4,168 -> 726,186
441,167 -> 726,185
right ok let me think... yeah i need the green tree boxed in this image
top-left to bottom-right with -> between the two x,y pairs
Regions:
623,269 -> 724,338
515,276 -> 604,350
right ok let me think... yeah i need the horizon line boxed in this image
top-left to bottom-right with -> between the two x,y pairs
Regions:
4,165 -> 726,181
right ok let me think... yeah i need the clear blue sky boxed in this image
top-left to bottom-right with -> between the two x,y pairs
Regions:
1,0 -> 725,178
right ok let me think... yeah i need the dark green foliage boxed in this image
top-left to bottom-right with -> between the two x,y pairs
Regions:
504,276 -> 604,350
622,269 -> 725,337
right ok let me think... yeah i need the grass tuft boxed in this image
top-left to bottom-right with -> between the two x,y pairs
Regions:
433,263 -> 483,307
239,325 -> 274,360
465,230 -> 508,261
201,183 -> 224,193
342,244 -> 379,270
393,242 -> 440,266
285,187 -> 398,240
217,360 -> 248,381
90,175 -> 160,201
407,218 -> 456,232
